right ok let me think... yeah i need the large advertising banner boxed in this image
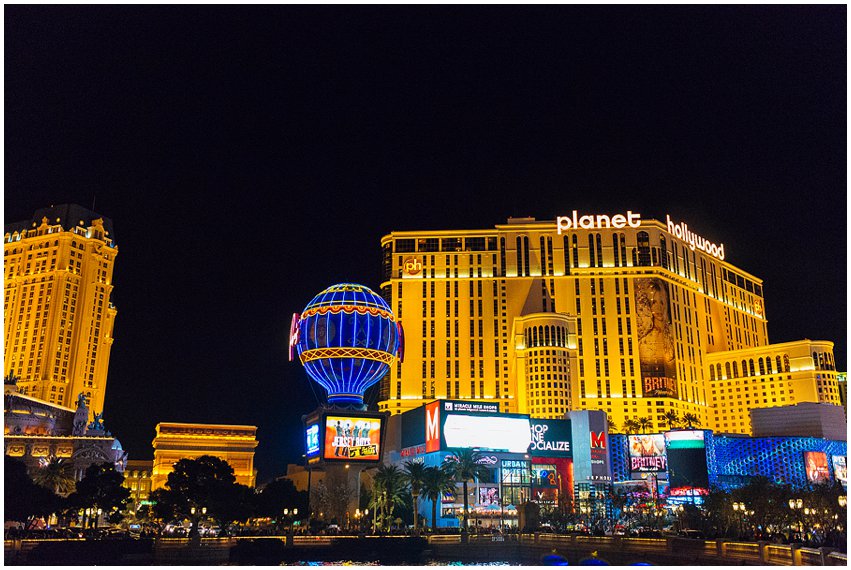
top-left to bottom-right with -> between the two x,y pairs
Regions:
628,434 -> 667,473
665,430 -> 708,491
634,278 -> 678,399
323,416 -> 382,461
832,456 -> 847,487
529,419 -> 572,457
804,451 -> 830,484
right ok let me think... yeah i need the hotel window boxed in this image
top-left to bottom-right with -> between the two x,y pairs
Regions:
595,233 -> 603,266
588,234 -> 596,267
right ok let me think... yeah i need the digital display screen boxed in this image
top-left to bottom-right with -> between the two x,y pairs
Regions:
532,465 -> 560,488
665,430 -> 708,490
441,414 -> 531,453
628,434 -> 667,472
305,424 -> 320,457
832,455 -> 847,486
323,416 -> 383,461
804,451 -> 830,484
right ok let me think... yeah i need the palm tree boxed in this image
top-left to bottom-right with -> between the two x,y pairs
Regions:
636,416 -> 654,434
31,456 -> 76,496
371,464 -> 406,532
622,418 -> 640,434
682,413 -> 700,429
402,460 -> 428,532
421,465 -> 455,532
662,411 -> 681,430
607,418 -> 619,433
443,449 -> 490,536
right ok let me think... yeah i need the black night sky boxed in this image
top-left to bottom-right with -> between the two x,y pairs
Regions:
5,6 -> 846,482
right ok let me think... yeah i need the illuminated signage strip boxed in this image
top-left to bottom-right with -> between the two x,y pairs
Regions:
554,211 -> 726,261
442,414 -> 532,453
666,215 -> 725,260
557,210 -> 641,233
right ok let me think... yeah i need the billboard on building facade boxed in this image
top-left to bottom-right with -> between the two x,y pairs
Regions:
323,415 -> 383,462
628,434 -> 667,472
634,278 -> 678,398
833,455 -> 847,486
529,419 -> 572,457
665,430 -> 708,491
804,451 -> 830,484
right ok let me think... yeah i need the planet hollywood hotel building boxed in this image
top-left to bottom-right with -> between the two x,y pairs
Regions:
377,212 -> 842,435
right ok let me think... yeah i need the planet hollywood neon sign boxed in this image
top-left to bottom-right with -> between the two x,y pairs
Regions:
555,210 -> 726,261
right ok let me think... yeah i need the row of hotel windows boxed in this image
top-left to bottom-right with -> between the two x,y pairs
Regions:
389,233 -> 764,320
709,355 -> 791,381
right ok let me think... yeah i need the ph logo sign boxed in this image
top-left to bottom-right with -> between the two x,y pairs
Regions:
403,257 -> 423,275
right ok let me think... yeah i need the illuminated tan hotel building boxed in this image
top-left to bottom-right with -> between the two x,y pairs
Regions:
4,204 -> 118,419
377,212 -> 842,435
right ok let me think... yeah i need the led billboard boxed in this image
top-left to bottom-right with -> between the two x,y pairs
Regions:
665,430 -> 708,491
628,434 -> 667,473
305,424 -> 320,458
803,451 -> 830,484
323,415 -> 383,462
833,455 -> 847,486
529,419 -> 572,457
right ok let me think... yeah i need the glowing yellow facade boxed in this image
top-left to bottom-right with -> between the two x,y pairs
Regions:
378,215 -> 840,435
151,422 -> 258,490
4,205 -> 118,419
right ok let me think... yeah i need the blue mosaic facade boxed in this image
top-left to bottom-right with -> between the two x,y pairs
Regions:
610,432 -> 847,491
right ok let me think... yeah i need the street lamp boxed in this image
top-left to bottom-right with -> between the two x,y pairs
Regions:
788,498 -> 803,541
839,495 -> 847,508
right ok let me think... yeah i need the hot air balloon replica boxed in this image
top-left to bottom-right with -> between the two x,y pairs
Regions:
292,283 -> 402,476
291,282 -> 402,408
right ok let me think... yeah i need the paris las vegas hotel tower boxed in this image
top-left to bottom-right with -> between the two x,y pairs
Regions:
378,211 -> 841,435
4,205 -> 117,418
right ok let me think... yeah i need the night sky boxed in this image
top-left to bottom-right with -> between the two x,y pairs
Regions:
5,6 -> 846,482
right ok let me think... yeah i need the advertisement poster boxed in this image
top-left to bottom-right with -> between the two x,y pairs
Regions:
305,424 -> 320,458
832,456 -> 847,486
628,434 -> 667,472
478,486 -> 499,507
804,451 -> 830,484
634,278 -> 678,398
324,416 -> 382,461
529,420 -> 572,457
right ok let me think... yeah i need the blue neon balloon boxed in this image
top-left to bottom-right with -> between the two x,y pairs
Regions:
295,283 -> 400,406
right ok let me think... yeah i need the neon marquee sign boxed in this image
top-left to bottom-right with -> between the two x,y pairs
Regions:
557,210 -> 641,233
666,216 -> 725,260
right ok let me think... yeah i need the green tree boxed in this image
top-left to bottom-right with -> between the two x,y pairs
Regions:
636,416 -> 653,433
370,464 -> 406,532
402,460 -> 428,532
4,456 -> 63,527
662,411 -> 681,430
67,462 -> 129,528
443,449 -> 490,536
253,477 -> 308,527
421,465 -> 455,532
31,456 -> 76,496
622,418 -> 639,434
156,455 -> 250,539
682,413 -> 700,429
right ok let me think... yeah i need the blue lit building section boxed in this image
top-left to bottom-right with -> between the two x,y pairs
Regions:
711,435 -> 846,490
295,283 -> 400,407
610,432 -> 847,492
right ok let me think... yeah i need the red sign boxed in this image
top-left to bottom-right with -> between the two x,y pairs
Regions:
590,431 -> 606,449
425,401 -> 441,452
